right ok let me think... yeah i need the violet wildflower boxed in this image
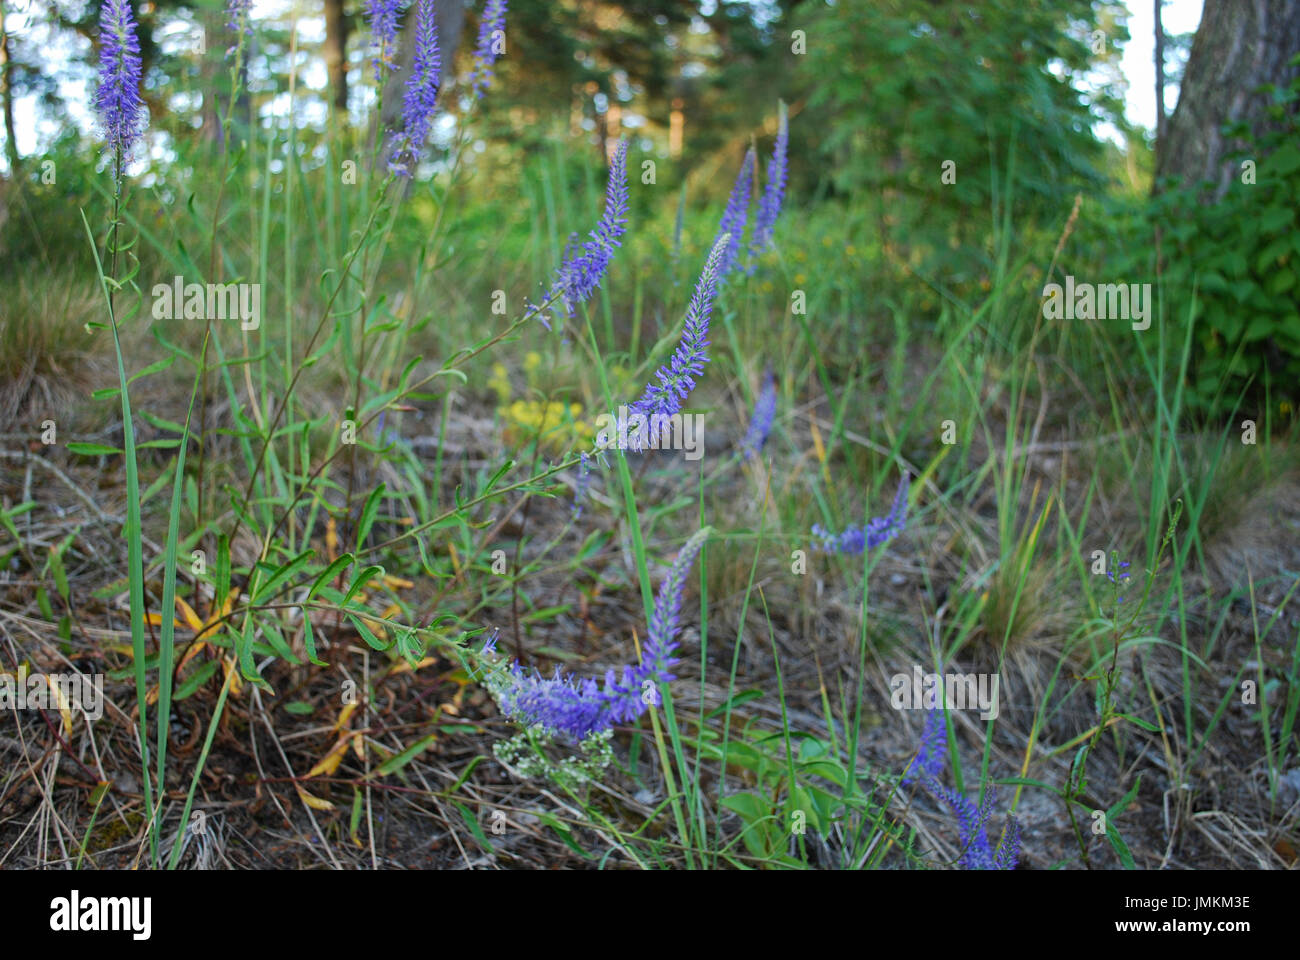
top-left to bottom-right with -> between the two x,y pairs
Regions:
483,527 -> 710,740
930,781 -> 1001,869
225,0 -> 253,55
994,815 -> 1021,870
550,139 -> 629,315
572,451 -> 591,518
365,0 -> 408,84
902,707 -> 946,786
811,472 -> 910,554
929,782 -> 1019,870
902,700 -> 1019,869
740,366 -> 777,459
467,0 -> 509,99
95,0 -> 145,166
624,233 -> 728,450
714,148 -> 754,279
1107,558 -> 1132,604
748,101 -> 789,266
387,0 -> 441,177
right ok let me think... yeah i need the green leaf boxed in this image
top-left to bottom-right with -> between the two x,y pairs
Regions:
66,443 -> 123,456
372,734 -> 437,777
354,483 -> 386,549
253,549 -> 315,603
453,801 -> 494,854
1117,713 -> 1161,733
342,564 -> 385,607
173,661 -> 220,701
309,554 -> 355,601
301,615 -> 327,666
347,614 -> 392,651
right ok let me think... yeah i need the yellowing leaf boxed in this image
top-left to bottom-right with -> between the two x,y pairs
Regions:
326,516 -> 339,562
174,597 -> 204,632
307,735 -> 353,778
295,785 -> 335,811
47,676 -> 74,735
222,655 -> 243,697
334,701 -> 358,734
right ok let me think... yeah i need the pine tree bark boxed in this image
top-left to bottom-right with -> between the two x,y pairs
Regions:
325,0 -> 350,113
1158,0 -> 1300,199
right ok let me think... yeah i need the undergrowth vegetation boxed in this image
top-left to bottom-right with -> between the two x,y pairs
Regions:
1,0 -> 1297,871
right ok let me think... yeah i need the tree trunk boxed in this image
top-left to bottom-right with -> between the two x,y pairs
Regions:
1158,0 -> 1300,199
325,0 -> 350,114
1,0 -> 21,173
1153,0 -> 1166,159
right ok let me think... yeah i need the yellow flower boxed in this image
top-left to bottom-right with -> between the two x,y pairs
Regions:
500,398 -> 589,453
488,363 -> 512,403
794,273 -> 807,285
794,250 -> 807,263
845,245 -> 857,258
821,235 -> 833,247
760,280 -> 775,294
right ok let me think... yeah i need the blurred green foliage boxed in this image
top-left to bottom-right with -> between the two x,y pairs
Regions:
1150,67 -> 1300,414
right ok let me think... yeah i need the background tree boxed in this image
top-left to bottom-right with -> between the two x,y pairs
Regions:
1158,0 -> 1300,198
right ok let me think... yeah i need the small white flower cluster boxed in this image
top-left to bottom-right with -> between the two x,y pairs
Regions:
493,728 -> 614,791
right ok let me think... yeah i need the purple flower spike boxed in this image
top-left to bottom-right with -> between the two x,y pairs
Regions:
551,139 -> 629,315
387,0 -> 441,177
625,233 -> 728,448
748,101 -> 789,267
715,148 -> 754,279
902,708 -> 946,786
995,815 -> 1021,870
366,0 -> 408,84
740,366 -> 777,459
468,0 -> 509,99
225,0 -> 253,56
95,0 -> 145,166
902,692 -> 1020,869
484,528 -> 710,740
812,472 -> 910,555
930,781 -> 1001,869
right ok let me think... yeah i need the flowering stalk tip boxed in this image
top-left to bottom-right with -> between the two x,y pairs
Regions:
748,101 -> 789,265
550,139 -> 629,315
741,366 -> 777,459
387,0 -> 441,177
715,148 -> 754,280
468,0 -> 509,99
95,0 -> 145,168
